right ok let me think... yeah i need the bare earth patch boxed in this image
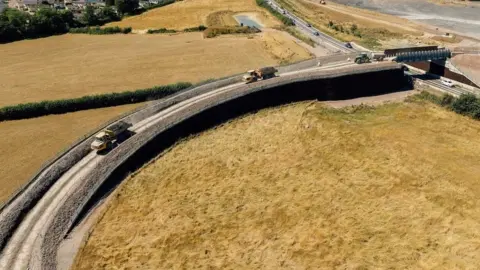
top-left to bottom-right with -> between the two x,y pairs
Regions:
0,103 -> 142,205
0,32 -> 309,107
74,99 -> 480,269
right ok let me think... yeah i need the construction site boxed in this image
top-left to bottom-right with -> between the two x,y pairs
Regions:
0,0 -> 480,269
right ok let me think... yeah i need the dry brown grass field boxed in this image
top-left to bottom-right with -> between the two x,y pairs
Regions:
0,103 -> 141,205
0,32 -> 309,107
108,0 -> 280,30
74,99 -> 480,269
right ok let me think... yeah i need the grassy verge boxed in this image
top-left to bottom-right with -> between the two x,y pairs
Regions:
283,26 -> 315,47
69,26 -> 132,35
409,91 -> 480,120
204,26 -> 260,38
0,82 -> 191,121
256,0 -> 294,26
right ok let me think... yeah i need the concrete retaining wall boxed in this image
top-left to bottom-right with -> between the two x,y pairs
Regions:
37,64 -> 408,269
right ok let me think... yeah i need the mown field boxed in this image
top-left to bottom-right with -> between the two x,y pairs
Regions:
0,32 -> 309,107
74,98 -> 480,269
108,0 -> 281,30
0,103 -> 142,205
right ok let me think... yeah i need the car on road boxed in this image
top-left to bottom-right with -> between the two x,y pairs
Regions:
307,23 -> 312,27
314,31 -> 319,36
345,42 -> 353,49
441,79 -> 455,87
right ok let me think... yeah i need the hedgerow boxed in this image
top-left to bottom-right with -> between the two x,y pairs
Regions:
0,82 -> 192,121
147,28 -> 177,34
255,0 -> 294,26
183,25 -> 208,32
69,26 -> 132,35
204,26 -> 260,38
414,91 -> 480,120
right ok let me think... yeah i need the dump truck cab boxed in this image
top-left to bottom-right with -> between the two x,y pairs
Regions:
91,121 -> 132,152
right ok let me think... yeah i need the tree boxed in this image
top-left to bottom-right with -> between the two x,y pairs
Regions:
82,5 -> 99,26
97,7 -> 120,24
350,24 -> 358,32
105,0 -> 115,6
115,0 -> 139,15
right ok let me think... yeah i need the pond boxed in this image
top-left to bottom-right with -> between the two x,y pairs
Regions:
234,15 -> 263,29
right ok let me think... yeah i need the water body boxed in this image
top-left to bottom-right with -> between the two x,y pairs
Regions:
234,15 -> 263,29
330,0 -> 480,39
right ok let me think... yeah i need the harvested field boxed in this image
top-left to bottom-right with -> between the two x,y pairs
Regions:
0,103 -> 141,205
108,0 -> 281,30
0,32 -> 310,107
74,99 -> 480,269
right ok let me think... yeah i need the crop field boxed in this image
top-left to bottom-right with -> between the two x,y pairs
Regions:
74,98 -> 480,269
108,0 -> 281,30
0,32 -> 309,107
0,103 -> 141,205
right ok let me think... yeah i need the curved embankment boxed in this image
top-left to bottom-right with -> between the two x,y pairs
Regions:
0,54 -> 351,252
35,63 -> 408,269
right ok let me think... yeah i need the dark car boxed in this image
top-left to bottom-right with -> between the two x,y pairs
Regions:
345,42 -> 353,49
314,31 -> 319,36
307,23 -> 312,27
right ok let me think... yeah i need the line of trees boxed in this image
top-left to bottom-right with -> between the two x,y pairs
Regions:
417,91 -> 480,120
0,0 -> 145,43
0,8 -> 77,43
0,82 -> 192,121
69,26 -> 132,34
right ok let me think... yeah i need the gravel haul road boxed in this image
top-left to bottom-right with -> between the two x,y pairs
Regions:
2,60 -> 391,270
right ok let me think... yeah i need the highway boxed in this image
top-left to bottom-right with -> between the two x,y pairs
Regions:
0,60 -> 364,270
267,0 -> 355,53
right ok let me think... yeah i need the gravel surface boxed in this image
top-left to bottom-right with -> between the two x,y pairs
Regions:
330,0 -> 480,39
38,63 -> 403,269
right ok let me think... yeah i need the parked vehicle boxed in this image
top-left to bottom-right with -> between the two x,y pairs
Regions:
243,67 -> 278,84
354,52 -> 386,64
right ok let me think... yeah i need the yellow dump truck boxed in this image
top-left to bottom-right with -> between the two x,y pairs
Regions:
91,121 -> 132,152
242,67 -> 278,84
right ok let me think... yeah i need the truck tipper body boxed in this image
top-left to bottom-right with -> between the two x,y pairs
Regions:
242,67 -> 278,83
91,121 -> 132,152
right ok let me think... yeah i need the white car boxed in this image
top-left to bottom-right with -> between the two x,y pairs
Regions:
441,79 -> 455,87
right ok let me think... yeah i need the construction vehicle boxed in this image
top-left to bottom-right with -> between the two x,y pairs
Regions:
355,52 -> 371,64
91,121 -> 132,152
355,52 -> 386,64
243,67 -> 278,84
